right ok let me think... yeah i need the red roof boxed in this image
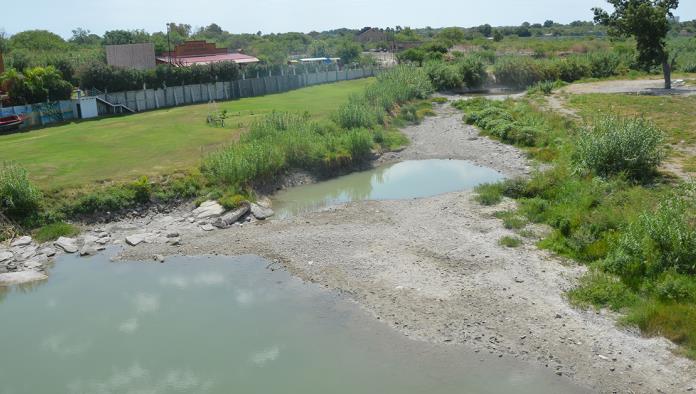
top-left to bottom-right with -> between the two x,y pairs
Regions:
156,53 -> 259,66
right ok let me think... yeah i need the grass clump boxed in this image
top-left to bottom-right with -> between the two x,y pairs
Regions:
33,221 -> 79,243
499,236 -> 522,248
0,162 -> 43,222
474,183 -> 504,205
572,116 -> 664,181
494,210 -> 527,230
568,270 -> 638,311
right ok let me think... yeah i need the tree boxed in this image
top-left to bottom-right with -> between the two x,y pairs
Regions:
493,30 -> 504,42
70,28 -> 101,45
9,30 -> 67,51
544,20 -> 555,28
593,0 -> 679,89
336,41 -> 361,64
477,24 -> 493,37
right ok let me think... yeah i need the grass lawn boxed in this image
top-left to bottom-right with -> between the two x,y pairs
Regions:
568,93 -> 696,174
0,78 -> 373,190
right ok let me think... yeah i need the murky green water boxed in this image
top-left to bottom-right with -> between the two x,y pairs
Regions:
0,253 -> 588,394
273,159 -> 505,218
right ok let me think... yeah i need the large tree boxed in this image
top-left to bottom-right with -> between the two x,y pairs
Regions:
593,0 -> 679,89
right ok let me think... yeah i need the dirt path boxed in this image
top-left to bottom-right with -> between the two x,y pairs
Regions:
108,101 -> 695,393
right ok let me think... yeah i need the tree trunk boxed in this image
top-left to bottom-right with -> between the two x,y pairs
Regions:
662,61 -> 672,90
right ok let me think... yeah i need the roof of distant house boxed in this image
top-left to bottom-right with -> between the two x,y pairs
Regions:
156,53 -> 259,66
156,40 -> 260,66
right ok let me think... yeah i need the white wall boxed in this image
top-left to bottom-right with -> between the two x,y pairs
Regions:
80,97 -> 99,119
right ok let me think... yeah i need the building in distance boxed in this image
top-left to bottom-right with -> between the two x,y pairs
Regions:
156,40 -> 259,67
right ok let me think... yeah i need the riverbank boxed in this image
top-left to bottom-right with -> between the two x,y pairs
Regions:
3,98 -> 695,392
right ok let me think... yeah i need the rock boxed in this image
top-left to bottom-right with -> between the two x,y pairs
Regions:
0,265 -> 7,274
0,251 -> 13,262
256,196 -> 273,209
23,260 -> 44,271
166,232 -> 180,238
153,254 -> 165,263
54,237 -> 78,253
95,237 -> 110,245
250,203 -> 274,220
5,262 -> 17,271
17,246 -> 37,261
10,236 -> 32,247
79,245 -> 98,256
125,234 -> 147,246
213,205 -> 250,229
39,248 -> 56,257
0,271 -> 48,286
200,224 -> 215,232
82,235 -> 99,245
166,238 -> 182,246
192,200 -> 225,219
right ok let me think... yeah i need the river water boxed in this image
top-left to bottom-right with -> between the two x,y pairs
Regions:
272,159 -> 505,218
0,253 -> 587,394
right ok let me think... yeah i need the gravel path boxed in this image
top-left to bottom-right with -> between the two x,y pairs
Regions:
84,101 -> 696,393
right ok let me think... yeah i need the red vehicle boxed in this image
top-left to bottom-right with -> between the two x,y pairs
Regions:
0,114 -> 27,132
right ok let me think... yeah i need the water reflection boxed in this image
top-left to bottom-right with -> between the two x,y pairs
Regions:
0,254 -> 587,394
273,159 -> 505,218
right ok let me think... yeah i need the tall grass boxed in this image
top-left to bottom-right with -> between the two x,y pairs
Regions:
0,162 -> 43,221
334,65 -> 433,129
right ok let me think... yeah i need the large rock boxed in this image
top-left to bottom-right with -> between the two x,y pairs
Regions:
125,234 -> 148,246
79,245 -> 98,256
39,247 -> 56,257
23,260 -> 45,271
250,203 -> 274,220
0,251 -> 13,263
10,236 -> 32,247
54,237 -> 78,253
213,205 -> 250,229
192,201 -> 225,219
0,271 -> 48,286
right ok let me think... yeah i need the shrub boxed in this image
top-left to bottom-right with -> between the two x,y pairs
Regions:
424,61 -> 462,91
654,272 -> 696,303
572,116 -> 664,180
129,176 -> 151,204
457,55 -> 488,88
0,162 -> 43,221
494,56 -> 551,89
602,185 -> 696,282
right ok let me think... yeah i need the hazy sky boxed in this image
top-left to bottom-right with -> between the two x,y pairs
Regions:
3,0 -> 696,38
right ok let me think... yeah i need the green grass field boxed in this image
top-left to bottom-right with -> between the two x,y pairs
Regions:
0,78 -> 373,189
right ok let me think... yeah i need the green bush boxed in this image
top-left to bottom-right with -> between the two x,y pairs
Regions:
457,55 -> 488,88
424,61 -> 462,91
0,162 -> 43,221
572,116 -> 664,180
653,272 -> 696,303
602,186 -> 696,282
129,176 -> 151,204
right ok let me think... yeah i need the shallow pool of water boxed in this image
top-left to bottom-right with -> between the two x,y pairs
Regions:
272,159 -> 504,218
0,253 -> 587,394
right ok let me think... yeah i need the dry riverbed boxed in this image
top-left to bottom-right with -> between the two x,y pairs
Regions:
3,99 -> 695,393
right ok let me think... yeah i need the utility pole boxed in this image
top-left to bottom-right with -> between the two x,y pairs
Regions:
167,23 -> 172,68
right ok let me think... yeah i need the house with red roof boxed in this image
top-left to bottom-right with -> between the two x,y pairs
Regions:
156,40 -> 259,67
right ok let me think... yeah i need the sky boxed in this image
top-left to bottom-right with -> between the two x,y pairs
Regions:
2,0 -> 696,38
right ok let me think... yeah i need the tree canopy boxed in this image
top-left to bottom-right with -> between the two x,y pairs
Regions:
593,0 -> 679,88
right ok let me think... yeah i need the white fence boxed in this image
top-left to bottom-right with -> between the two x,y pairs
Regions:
0,67 -> 377,129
